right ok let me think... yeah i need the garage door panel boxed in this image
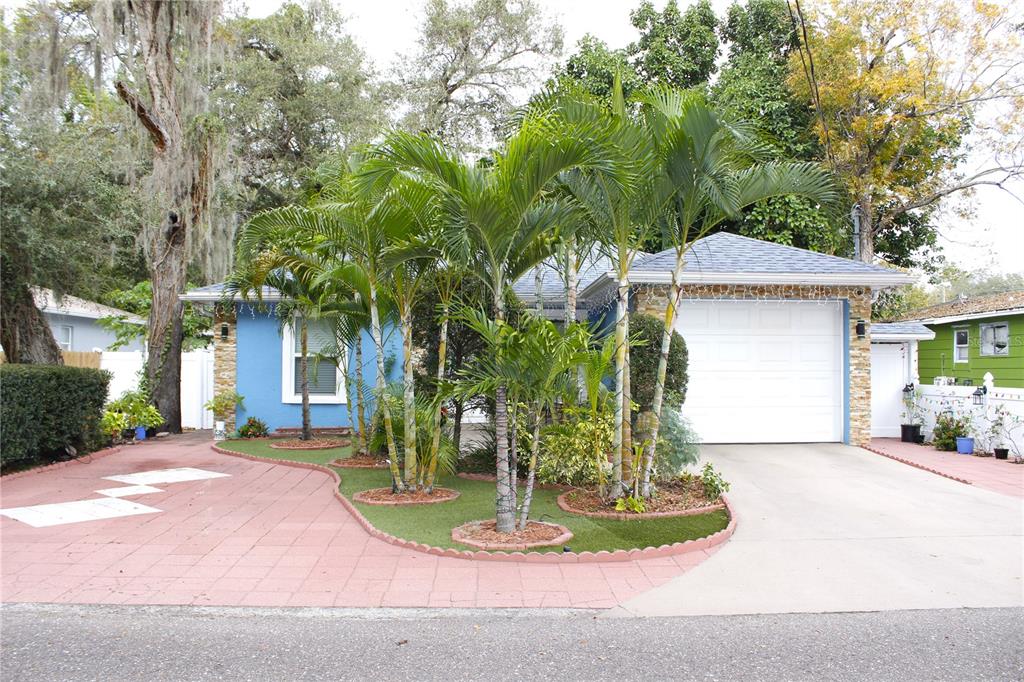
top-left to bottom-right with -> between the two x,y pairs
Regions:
677,300 -> 843,443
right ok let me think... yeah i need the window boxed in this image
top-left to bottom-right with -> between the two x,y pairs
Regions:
980,322 -> 1009,357
56,325 -> 73,351
953,328 -> 969,363
281,318 -> 345,404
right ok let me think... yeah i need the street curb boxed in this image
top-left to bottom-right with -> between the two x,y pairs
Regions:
861,445 -> 974,486
211,444 -> 737,564
0,445 -> 124,481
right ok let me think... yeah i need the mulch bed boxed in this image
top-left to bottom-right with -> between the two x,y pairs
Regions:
451,519 -> 573,551
559,478 -> 725,519
330,454 -> 389,468
352,487 -> 460,505
268,438 -> 346,450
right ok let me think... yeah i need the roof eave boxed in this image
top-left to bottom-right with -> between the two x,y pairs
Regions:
872,332 -> 936,342
907,308 -> 1024,325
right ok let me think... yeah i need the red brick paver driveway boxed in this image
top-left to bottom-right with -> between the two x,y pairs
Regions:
1,434 -> 714,609
868,438 -> 1023,498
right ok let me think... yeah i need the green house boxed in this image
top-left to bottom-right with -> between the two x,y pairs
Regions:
903,291 -> 1024,388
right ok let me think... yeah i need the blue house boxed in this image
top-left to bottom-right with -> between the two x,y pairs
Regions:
181,284 -> 401,434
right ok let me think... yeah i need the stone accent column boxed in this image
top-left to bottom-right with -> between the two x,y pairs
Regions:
213,307 -> 238,433
846,289 -> 873,446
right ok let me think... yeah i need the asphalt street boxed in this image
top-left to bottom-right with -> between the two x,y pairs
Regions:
2,604 -> 1021,681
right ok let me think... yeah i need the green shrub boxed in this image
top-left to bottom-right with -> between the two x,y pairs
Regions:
654,404 -> 701,480
537,410 -> 614,486
106,390 -> 164,429
699,462 -> 730,500
0,364 -> 110,467
238,417 -> 269,439
932,412 -> 971,451
629,313 -> 688,411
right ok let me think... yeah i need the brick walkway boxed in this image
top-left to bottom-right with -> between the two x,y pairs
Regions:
0,434 -> 715,609
867,438 -> 1023,498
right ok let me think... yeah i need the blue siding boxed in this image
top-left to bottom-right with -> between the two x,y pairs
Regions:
43,312 -> 145,352
234,304 -> 402,432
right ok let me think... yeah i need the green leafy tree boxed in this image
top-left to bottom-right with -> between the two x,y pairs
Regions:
550,35 -> 641,102
99,281 -> 211,351
627,0 -> 719,89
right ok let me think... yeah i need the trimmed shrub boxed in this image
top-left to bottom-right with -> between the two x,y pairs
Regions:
629,313 -> 688,411
932,412 -> 971,451
654,404 -> 701,480
0,364 -> 110,467
238,417 -> 269,439
537,410 -> 614,486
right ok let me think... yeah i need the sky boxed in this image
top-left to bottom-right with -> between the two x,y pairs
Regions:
6,0 -> 1021,276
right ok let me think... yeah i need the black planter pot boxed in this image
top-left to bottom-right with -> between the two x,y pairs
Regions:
915,434 -> 925,444
901,424 -> 921,443
994,448 -> 1009,460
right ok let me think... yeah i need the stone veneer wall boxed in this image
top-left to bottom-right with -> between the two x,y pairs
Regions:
213,308 -> 238,433
632,283 -> 873,446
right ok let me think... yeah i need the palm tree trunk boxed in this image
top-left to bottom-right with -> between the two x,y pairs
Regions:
369,281 -> 404,492
354,334 -> 369,457
564,237 -> 584,397
492,290 -> 515,533
424,306 -> 449,492
400,303 -> 418,489
300,319 -> 311,441
517,403 -> 543,530
535,265 -> 544,316
611,274 -> 629,497
508,400 -> 518,515
641,252 -> 685,497
622,338 -> 633,495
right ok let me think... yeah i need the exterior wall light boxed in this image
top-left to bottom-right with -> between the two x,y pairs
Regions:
220,323 -> 230,340
855,319 -> 867,338
902,383 -> 914,398
972,386 -> 987,406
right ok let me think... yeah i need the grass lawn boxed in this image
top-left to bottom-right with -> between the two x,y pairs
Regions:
219,439 -> 729,554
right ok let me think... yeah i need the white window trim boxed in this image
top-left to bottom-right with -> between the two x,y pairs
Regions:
280,321 -> 346,405
57,325 -> 73,351
953,326 -> 969,364
979,321 -> 1010,357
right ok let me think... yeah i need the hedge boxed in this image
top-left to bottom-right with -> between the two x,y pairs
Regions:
629,313 -> 689,412
0,364 -> 110,467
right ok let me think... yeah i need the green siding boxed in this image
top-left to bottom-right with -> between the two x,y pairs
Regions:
917,313 -> 1024,388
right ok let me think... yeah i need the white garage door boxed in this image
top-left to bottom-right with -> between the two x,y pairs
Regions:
676,300 -> 844,443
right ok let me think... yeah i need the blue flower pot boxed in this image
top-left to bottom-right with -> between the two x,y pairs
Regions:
134,426 -> 148,441
955,437 -> 974,455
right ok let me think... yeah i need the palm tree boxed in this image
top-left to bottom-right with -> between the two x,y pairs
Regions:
635,89 -> 838,497
355,119 -> 621,532
228,206 -> 336,441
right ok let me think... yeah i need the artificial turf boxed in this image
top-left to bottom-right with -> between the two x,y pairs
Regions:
219,439 -> 729,553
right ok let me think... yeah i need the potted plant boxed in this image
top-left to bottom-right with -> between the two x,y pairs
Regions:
932,411 -> 971,452
105,391 -> 164,442
990,405 -> 1022,461
900,385 -> 923,443
204,390 -> 244,441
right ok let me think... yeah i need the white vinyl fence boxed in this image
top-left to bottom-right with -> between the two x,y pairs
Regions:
916,374 -> 1024,456
100,349 -> 214,430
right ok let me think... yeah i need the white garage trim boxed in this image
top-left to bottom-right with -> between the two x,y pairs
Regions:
676,299 -> 845,443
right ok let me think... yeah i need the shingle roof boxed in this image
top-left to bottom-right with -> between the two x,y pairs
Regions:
871,322 -> 935,340
32,287 -> 144,324
899,290 -> 1024,322
513,252 -> 617,303
633,232 -> 904,276
181,283 -> 283,302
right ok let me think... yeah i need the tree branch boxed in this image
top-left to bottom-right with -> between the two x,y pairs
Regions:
114,80 -> 167,151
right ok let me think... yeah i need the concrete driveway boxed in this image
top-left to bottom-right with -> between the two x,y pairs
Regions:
613,444 -> 1024,617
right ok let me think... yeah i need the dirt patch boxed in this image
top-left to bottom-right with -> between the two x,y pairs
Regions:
330,454 -> 389,469
451,519 -> 573,550
352,487 -> 460,505
268,438 -> 346,450
559,479 -> 725,519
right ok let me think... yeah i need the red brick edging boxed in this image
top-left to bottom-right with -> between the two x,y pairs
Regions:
211,444 -> 737,563
352,487 -> 461,505
452,520 -> 574,550
862,445 -> 974,486
556,491 -> 727,519
0,445 -> 124,481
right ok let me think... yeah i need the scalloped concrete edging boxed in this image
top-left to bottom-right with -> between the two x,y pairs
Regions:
556,490 -> 726,520
452,520 -> 573,551
862,445 -> 973,486
211,444 -> 737,564
352,487 -> 461,505
1,445 -> 123,481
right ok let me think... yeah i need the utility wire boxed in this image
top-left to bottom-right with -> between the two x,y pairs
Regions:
787,0 -> 836,171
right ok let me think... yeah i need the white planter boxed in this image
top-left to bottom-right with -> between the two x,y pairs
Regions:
213,421 -> 226,441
